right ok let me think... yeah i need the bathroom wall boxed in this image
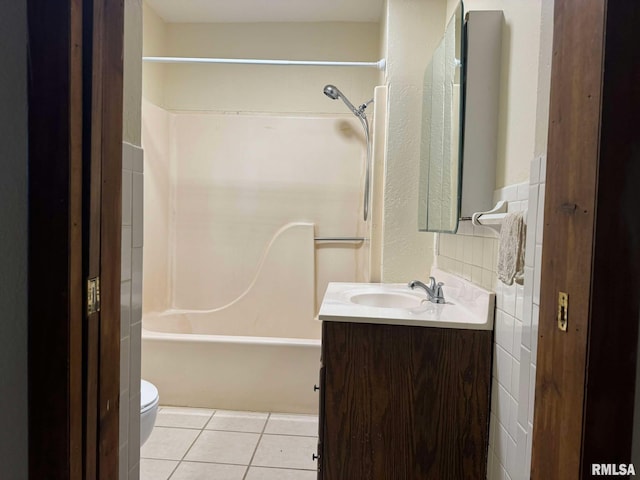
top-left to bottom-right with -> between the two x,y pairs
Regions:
377,0 -> 446,283
124,0 -> 143,146
120,143 -> 145,480
378,4 -> 388,87
142,1 -> 166,107
121,0 -> 144,478
0,1 -> 28,476
436,1 -> 553,478
161,22 -> 380,113
141,3 -> 381,114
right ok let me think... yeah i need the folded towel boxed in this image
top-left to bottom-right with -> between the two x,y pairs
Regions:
497,211 -> 526,285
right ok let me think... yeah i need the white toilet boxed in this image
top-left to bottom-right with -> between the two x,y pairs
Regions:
140,380 -> 159,446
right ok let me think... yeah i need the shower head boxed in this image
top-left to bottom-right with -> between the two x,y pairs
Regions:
323,84 -> 360,117
323,84 -> 340,100
323,84 -> 374,222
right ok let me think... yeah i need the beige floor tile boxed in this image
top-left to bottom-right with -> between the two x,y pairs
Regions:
251,435 -> 318,470
155,406 -> 215,429
184,430 -> 260,465
205,410 -> 268,433
139,458 -> 178,480
140,427 -> 200,461
245,467 -> 318,480
169,461 -> 246,480
264,414 -> 319,437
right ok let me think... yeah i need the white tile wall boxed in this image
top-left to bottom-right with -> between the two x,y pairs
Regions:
121,142 -> 144,479
435,155 -> 546,479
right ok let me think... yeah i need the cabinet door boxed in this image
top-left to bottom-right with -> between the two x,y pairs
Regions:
322,321 -> 491,480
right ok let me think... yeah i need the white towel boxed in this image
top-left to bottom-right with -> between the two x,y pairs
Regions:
497,211 -> 526,285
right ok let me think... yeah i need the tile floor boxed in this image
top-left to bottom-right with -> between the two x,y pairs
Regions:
141,407 -> 319,480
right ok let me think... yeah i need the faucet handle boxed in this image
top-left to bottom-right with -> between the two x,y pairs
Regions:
434,282 -> 445,303
428,276 -> 437,290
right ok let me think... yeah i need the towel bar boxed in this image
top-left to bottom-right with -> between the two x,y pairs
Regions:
471,201 -> 508,231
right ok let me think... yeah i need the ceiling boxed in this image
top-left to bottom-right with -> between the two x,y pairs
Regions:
145,0 -> 384,23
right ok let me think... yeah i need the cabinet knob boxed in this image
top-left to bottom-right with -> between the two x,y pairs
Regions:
312,453 -> 320,461
313,384 -> 320,392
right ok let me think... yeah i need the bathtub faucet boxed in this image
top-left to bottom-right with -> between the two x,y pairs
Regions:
408,277 -> 446,304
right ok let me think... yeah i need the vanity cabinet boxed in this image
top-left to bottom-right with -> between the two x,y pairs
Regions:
316,320 -> 492,480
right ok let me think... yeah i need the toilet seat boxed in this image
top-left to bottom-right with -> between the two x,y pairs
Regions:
141,379 -> 159,413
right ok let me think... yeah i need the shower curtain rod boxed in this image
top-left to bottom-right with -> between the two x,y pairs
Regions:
143,56 -> 387,70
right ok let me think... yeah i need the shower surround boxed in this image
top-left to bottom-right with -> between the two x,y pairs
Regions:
141,99 -> 370,412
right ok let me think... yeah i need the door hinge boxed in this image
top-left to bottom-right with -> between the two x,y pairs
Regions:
87,277 -> 101,315
558,291 -> 568,332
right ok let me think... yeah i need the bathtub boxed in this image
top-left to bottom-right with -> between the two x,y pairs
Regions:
142,223 -> 323,413
142,315 -> 321,414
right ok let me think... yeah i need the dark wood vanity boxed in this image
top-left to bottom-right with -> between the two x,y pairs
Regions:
316,321 -> 493,480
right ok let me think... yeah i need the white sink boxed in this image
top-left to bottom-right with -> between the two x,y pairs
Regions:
348,288 -> 425,309
318,268 -> 495,330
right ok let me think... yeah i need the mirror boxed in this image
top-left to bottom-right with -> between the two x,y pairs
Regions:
418,3 -> 464,233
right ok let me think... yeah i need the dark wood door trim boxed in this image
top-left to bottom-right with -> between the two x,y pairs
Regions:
532,0 -> 640,477
84,0 -> 124,476
83,0 -> 103,475
28,0 -> 124,477
95,0 -> 124,476
27,0 -> 84,477
531,1 -> 605,475
581,1 -> 640,470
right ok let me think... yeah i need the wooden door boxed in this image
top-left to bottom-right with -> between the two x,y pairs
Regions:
27,0 -> 124,477
531,0 -> 640,477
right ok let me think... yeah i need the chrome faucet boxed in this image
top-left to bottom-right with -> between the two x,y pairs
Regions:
408,277 -> 446,304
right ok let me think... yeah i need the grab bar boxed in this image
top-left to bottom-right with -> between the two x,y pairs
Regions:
314,237 -> 367,242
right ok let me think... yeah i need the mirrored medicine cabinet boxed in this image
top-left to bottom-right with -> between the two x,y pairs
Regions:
418,4 -> 502,233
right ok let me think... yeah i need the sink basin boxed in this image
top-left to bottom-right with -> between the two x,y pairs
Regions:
349,290 -> 425,309
318,267 -> 495,330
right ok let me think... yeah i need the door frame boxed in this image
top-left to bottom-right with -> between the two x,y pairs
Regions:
27,0 -> 124,477
27,0 -> 84,476
532,0 -> 640,477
